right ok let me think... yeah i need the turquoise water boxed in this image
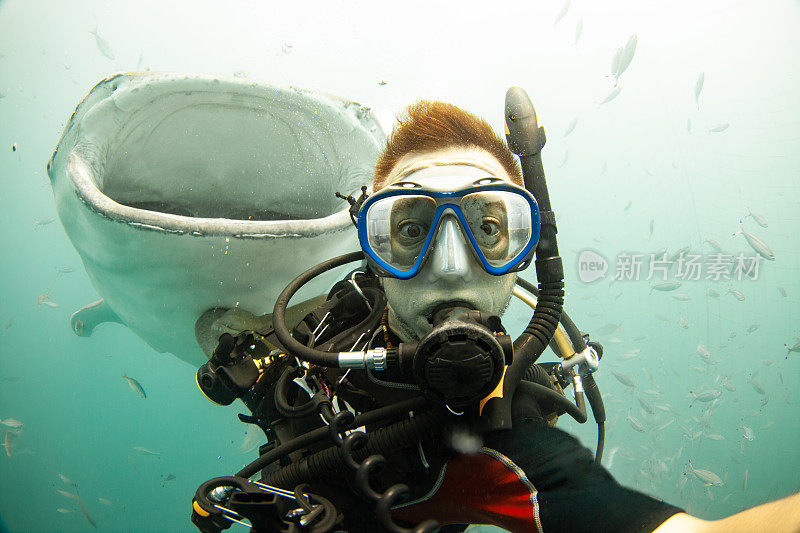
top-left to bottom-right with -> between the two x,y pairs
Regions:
1,0 -> 798,531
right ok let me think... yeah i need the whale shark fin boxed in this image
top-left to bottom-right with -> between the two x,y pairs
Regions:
194,294 -> 328,358
70,298 -> 124,337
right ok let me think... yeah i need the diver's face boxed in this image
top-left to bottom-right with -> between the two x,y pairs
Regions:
379,148 -> 520,341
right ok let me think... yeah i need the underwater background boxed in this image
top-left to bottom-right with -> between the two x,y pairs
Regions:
1,0 -> 798,531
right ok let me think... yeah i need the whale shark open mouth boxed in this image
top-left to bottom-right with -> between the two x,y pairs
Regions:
48,72 -> 384,366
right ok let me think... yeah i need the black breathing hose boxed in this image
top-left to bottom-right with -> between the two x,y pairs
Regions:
236,396 -> 428,479
262,407 -> 447,489
272,251 -> 365,367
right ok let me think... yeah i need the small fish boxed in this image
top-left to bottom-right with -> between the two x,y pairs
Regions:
57,489 -> 79,500
164,473 -> 176,482
637,396 -> 655,415
4,430 -> 19,457
122,373 -> 146,399
605,446 -> 620,469
554,0 -> 570,25
624,200 -> 632,212
690,389 -> 721,404
611,371 -> 636,389
688,460 -> 723,486
56,266 -> 76,274
33,217 -> 55,230
707,288 -> 720,298
12,142 -> 17,152
704,239 -> 723,252
746,210 -> 767,228
42,301 -> 60,308
1,418 -> 23,429
777,286 -> 788,297
597,321 -> 624,335
649,218 -> 654,237
564,118 -> 578,137
615,35 -> 637,82
600,161 -> 607,175
679,314 -> 689,329
610,46 -> 623,78
760,395 -> 770,408
281,42 -> 293,54
655,313 -> 670,322
626,410 -> 646,433
722,377 -> 736,392
743,468 -> 748,492
658,419 -> 674,431
686,118 -> 692,133
709,123 -> 729,133
785,338 -> 800,359
746,324 -> 760,334
2,317 -> 14,332
742,425 -> 754,441
378,80 -> 387,86
58,473 -> 73,485
37,290 -> 51,306
671,293 -> 691,301
650,281 -> 681,292
694,72 -> 705,109
559,150 -> 569,167
732,221 -> 775,261
669,245 -> 692,262
574,18 -> 583,45
749,376 -> 765,395
240,426 -> 262,454
98,497 -> 113,507
696,343 -> 711,359
232,70 -> 249,78
88,27 -> 115,60
600,86 -> 622,106
74,486 -> 97,529
728,288 -> 745,301
133,446 -> 160,455
57,508 -> 74,514
704,433 -> 725,441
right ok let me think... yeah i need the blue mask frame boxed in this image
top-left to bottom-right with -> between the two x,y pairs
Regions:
357,183 -> 540,279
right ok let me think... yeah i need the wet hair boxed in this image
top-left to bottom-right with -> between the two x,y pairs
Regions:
373,100 -> 523,191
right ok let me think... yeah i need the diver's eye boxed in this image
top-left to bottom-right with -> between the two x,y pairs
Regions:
398,220 -> 427,241
479,219 -> 500,237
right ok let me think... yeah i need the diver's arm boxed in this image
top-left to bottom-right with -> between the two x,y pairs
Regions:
653,491 -> 800,533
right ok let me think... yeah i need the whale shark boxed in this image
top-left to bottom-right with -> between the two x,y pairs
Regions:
47,72 -> 384,367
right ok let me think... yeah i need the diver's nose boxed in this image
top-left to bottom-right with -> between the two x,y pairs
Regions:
425,215 -> 474,283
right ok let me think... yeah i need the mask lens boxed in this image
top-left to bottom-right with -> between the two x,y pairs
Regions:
365,195 -> 436,271
460,191 -> 533,267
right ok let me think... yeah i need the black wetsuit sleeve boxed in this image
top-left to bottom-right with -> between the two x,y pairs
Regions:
483,417 -> 684,533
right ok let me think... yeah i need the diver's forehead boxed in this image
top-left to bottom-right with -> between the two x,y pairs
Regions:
387,148 -> 515,191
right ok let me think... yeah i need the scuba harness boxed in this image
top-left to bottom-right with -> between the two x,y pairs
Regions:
190,87 -> 606,533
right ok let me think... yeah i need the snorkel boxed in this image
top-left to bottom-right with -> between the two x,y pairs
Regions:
478,87 -> 566,429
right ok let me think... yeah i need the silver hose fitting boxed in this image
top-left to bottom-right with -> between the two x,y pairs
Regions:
559,346 -> 600,375
338,348 -> 387,371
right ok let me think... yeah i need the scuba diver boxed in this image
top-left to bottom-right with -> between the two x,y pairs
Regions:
190,89 -> 800,532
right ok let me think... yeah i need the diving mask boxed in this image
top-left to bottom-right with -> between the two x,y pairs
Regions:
358,177 -> 540,279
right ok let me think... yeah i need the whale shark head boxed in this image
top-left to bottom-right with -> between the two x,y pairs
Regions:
48,72 -> 384,366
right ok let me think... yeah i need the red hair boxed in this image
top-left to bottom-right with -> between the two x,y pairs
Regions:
373,100 -> 523,190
